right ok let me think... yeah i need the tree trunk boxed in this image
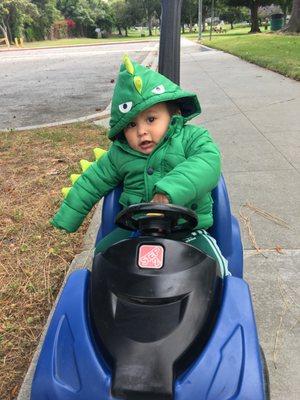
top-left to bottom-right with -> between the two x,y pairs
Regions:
148,16 -> 152,36
0,23 -> 10,46
125,27 -> 128,36
231,22 -> 234,29
249,2 -> 261,33
0,23 -> 7,39
189,14 -> 193,32
202,9 -> 208,32
282,0 -> 300,32
181,23 -> 185,34
79,23 -> 84,37
117,26 -> 122,36
6,20 -> 13,43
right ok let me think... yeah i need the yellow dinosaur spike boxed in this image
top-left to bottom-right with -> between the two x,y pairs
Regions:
123,55 -> 134,75
70,174 -> 81,185
133,76 -> 143,94
93,147 -> 107,161
80,159 -> 93,172
61,187 -> 71,198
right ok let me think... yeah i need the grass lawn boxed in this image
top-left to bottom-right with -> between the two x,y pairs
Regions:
185,28 -> 300,81
206,33 -> 300,81
183,25 -> 250,39
0,123 -> 109,399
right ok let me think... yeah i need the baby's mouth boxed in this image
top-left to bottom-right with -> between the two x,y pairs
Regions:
139,140 -> 153,149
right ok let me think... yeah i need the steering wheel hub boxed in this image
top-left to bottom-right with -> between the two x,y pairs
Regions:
115,203 -> 198,237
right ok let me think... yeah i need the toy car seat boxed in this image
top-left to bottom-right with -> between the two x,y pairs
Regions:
95,175 -> 243,277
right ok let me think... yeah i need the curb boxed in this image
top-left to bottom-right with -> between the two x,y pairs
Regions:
4,111 -> 111,133
0,39 -> 159,53
16,48 -> 159,400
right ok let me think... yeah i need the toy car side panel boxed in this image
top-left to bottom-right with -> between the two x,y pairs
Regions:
31,269 -> 113,400
96,185 -> 122,244
209,176 -> 243,277
175,276 -> 265,400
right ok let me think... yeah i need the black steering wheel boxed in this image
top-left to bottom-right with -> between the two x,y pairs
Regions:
115,203 -> 198,236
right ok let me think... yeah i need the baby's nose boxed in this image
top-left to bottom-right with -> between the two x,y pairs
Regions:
137,124 -> 147,136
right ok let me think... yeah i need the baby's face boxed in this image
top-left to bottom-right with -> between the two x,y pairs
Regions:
124,103 -> 171,155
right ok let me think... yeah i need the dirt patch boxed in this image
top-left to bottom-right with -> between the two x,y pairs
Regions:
0,123 -> 109,399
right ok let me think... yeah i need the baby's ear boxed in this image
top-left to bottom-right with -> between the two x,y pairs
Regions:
166,100 -> 181,116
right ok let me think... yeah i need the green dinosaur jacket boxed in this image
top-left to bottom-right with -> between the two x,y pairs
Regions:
51,57 -> 221,232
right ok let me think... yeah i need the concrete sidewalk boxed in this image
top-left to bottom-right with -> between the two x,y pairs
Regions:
180,38 -> 300,399
18,38 -> 300,399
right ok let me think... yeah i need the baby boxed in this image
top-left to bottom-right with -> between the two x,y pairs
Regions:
51,56 -> 228,275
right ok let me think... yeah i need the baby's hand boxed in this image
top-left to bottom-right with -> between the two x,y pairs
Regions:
151,193 -> 169,204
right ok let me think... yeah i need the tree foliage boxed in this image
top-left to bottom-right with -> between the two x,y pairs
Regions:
3,0 -> 295,44
140,0 -> 161,35
223,0 -> 274,32
110,0 -> 141,36
181,0 -> 198,32
0,0 -> 39,41
219,6 -> 249,28
30,0 -> 61,39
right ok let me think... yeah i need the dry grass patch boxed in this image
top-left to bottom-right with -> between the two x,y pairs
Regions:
0,123 -> 109,399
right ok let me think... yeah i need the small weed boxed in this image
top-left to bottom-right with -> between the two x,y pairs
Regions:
12,209 -> 24,222
20,244 -> 29,252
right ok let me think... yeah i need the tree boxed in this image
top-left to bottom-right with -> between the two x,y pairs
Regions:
94,0 -> 113,33
110,0 -> 130,35
141,0 -> 160,36
224,0 -> 273,32
277,0 -> 292,23
200,0 -> 215,32
0,2 -> 10,42
219,7 -> 248,29
181,0 -> 198,32
0,0 -> 39,42
30,0 -> 61,40
57,0 -> 106,37
282,0 -> 300,32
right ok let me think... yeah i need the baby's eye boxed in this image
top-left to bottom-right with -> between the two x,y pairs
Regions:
151,85 -> 165,94
127,121 -> 136,129
147,116 -> 155,123
119,101 -> 133,113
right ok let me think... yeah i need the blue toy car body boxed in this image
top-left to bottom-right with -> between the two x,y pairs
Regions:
31,176 -> 268,400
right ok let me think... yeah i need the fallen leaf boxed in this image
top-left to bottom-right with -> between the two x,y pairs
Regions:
11,385 -> 19,397
275,245 -> 284,254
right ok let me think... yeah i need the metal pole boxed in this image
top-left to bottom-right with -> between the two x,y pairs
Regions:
158,0 -> 183,85
198,0 -> 203,41
209,0 -> 214,41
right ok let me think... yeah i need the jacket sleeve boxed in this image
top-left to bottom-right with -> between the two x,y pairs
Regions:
51,149 -> 121,233
154,126 -> 221,205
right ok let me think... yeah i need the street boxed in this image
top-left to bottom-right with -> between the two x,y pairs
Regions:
0,42 -> 157,130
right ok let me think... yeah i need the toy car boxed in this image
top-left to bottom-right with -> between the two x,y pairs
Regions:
31,176 -> 269,399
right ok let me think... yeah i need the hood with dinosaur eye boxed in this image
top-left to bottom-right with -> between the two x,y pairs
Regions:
108,56 -> 201,140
